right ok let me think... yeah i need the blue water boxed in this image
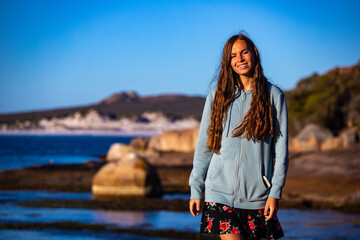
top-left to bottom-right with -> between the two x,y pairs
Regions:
0,230 -> 170,240
0,191 -> 360,239
0,135 -> 139,170
0,135 -> 360,239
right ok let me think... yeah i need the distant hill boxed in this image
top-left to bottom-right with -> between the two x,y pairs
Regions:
286,61 -> 360,136
0,91 -> 206,124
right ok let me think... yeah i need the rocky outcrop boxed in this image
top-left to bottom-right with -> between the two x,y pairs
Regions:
106,142 -> 160,161
340,127 -> 359,147
286,61 -> 360,136
38,109 -> 111,131
290,123 -> 360,152
106,143 -> 135,161
92,153 -> 162,197
148,126 -> 199,152
289,146 -> 360,177
98,91 -> 140,105
32,109 -> 199,134
321,137 -> 343,151
130,137 -> 150,150
290,123 -> 333,152
321,127 -> 360,151
283,144 -> 360,211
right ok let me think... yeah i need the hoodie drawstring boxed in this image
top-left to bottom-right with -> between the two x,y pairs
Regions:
226,89 -> 241,137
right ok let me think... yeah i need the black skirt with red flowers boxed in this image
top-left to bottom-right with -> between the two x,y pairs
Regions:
200,202 -> 284,240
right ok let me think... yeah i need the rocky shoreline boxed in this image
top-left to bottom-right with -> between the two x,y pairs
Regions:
0,162 -> 192,194
1,145 -> 359,213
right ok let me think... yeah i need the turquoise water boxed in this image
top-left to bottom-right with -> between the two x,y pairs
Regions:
0,191 -> 359,239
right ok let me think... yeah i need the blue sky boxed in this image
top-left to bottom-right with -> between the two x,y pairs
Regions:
0,0 -> 359,114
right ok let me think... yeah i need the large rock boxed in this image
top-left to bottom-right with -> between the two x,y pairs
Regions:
321,137 -> 343,151
320,127 -> 360,151
92,153 -> 162,197
291,123 -> 333,152
107,142 -> 160,162
106,143 -> 135,161
340,127 -> 359,148
148,126 -> 199,152
130,137 -> 150,150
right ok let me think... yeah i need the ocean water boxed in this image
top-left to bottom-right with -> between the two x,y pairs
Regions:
0,191 -> 359,239
0,230 -> 169,240
0,135 -> 360,239
0,134 -> 139,170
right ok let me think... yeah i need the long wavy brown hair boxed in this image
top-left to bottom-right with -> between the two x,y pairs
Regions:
207,33 -> 274,154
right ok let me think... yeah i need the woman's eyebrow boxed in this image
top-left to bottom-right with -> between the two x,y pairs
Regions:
232,48 -> 248,55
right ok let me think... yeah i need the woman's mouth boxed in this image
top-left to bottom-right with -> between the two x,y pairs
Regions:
237,63 -> 248,69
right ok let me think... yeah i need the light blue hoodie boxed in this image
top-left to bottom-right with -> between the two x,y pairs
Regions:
189,82 -> 289,209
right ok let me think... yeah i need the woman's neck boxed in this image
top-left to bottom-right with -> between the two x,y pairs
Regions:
238,76 -> 254,92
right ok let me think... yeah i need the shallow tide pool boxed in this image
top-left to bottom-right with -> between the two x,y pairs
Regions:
0,191 -> 359,239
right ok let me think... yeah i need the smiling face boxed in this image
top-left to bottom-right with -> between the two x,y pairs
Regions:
230,40 -> 255,78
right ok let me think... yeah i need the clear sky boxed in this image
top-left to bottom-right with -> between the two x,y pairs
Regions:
0,0 -> 359,114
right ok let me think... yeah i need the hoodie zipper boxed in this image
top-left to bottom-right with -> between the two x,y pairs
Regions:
233,90 -> 246,206
233,136 -> 243,206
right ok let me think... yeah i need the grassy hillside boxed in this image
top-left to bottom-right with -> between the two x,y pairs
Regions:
285,61 -> 360,136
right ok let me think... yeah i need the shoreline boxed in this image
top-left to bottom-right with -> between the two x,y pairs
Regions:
1,161 -> 359,214
0,160 -> 193,193
0,129 -> 158,137
1,145 -> 359,214
15,193 -> 360,214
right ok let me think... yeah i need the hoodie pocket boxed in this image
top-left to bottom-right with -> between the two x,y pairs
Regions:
206,155 -> 223,180
238,161 -> 268,201
210,159 -> 237,195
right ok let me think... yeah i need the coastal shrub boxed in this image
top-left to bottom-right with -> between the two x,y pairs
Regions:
286,61 -> 360,135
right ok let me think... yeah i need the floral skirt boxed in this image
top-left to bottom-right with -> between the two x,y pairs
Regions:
200,202 -> 284,240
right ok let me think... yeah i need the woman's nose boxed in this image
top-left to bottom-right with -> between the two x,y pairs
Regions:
237,54 -> 244,61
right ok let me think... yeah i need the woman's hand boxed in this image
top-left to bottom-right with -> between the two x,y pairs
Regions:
264,196 -> 279,221
189,199 -> 201,217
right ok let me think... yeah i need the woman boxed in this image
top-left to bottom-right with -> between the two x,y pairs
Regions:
188,33 -> 289,240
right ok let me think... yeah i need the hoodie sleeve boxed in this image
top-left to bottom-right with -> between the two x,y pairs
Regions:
269,92 -> 289,200
188,91 -> 214,199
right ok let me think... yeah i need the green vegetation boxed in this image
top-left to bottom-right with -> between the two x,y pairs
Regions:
285,61 -> 360,136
